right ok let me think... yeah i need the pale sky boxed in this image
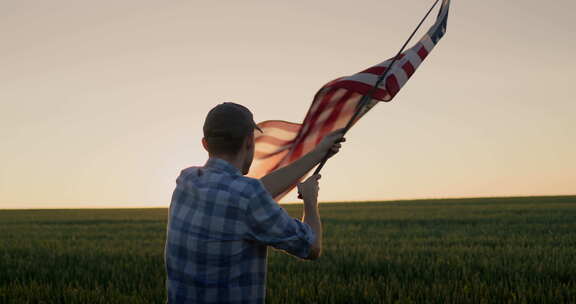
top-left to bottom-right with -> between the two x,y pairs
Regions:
1,0 -> 575,209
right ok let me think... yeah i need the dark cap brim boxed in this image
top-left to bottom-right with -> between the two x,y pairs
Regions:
254,123 -> 263,133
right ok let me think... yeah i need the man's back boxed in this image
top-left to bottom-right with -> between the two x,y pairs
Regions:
165,158 -> 314,303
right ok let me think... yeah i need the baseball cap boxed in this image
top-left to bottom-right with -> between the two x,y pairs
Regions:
203,102 -> 262,139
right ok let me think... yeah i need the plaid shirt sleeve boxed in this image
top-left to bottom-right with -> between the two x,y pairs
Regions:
244,180 -> 315,259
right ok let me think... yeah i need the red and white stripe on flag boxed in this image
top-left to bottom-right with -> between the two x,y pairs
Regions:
248,0 -> 450,200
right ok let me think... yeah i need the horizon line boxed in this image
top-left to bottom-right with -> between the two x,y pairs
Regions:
1,194 -> 574,211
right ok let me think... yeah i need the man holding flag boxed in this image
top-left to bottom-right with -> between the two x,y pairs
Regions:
165,102 -> 345,304
165,0 -> 450,302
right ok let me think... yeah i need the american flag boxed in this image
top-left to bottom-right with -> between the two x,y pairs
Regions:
248,0 -> 451,200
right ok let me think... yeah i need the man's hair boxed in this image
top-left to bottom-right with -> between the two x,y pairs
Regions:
205,133 -> 249,156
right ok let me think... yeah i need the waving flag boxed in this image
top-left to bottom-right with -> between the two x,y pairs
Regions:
249,0 -> 451,199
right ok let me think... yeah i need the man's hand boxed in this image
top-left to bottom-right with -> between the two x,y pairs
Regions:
316,129 -> 346,159
297,174 -> 321,203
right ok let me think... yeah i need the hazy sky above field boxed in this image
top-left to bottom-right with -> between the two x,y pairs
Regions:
1,0 -> 575,209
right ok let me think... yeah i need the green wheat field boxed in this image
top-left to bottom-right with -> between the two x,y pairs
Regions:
1,196 -> 575,303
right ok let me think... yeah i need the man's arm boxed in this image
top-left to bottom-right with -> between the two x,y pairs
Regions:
260,129 -> 345,198
244,178 -> 320,260
298,174 -> 322,260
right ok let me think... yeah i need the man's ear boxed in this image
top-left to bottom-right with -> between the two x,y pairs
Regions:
202,138 -> 209,152
244,135 -> 254,150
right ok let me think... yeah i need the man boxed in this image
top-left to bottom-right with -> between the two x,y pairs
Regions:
165,102 -> 345,303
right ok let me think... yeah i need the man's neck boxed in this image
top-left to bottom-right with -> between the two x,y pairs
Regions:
210,154 -> 244,174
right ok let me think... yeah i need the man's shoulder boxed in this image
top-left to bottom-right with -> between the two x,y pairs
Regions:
178,166 -> 201,177
177,166 -> 265,198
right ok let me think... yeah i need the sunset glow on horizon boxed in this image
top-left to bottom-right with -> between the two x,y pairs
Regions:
2,0 -> 575,209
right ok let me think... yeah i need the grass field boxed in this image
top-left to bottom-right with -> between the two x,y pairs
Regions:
1,196 -> 575,303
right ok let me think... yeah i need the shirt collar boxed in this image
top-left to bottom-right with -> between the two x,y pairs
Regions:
204,157 -> 242,176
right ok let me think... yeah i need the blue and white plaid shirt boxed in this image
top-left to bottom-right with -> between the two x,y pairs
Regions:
165,158 -> 315,303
